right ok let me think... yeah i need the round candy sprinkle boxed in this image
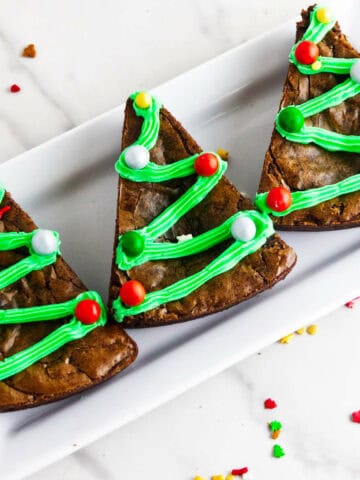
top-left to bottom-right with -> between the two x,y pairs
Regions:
75,299 -> 101,324
266,187 -> 292,212
350,60 -> 360,84
119,280 -> 146,306
134,91 -> 152,109
264,398 -> 277,409
311,60 -> 322,71
316,7 -> 332,24
352,410 -> 360,423
121,231 -> 145,257
231,216 -> 256,242
10,84 -> 21,93
278,106 -> 304,133
295,40 -> 319,65
306,324 -> 318,335
194,153 -> 219,176
124,145 -> 150,170
31,230 -> 59,256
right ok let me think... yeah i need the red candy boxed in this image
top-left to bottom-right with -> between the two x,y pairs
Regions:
194,152 -> 219,177
120,280 -> 146,306
75,299 -> 101,324
232,467 -> 248,476
295,41 -> 319,65
10,84 -> 21,93
264,398 -> 277,409
266,187 -> 292,212
352,411 -> 360,423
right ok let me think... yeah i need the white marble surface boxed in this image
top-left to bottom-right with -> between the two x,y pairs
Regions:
1,0 -> 359,479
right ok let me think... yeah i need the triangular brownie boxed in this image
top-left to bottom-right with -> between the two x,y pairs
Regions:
109,92 -> 296,327
257,5 -> 360,229
0,190 -> 137,411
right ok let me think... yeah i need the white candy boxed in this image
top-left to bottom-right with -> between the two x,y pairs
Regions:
350,59 -> 360,84
31,229 -> 59,256
231,216 -> 256,242
124,145 -> 150,170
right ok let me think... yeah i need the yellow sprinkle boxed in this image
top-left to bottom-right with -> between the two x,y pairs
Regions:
217,148 -> 229,161
272,429 -> 281,439
295,327 -> 305,335
225,475 -> 235,480
134,91 -> 152,109
212,476 -> 224,480
194,476 -> 205,480
279,333 -> 294,344
311,60 -> 322,71
316,7 -> 332,24
307,324 -> 318,335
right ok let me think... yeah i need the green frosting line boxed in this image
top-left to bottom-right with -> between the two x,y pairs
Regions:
117,210 -> 267,270
113,212 -> 274,321
0,291 -> 106,381
255,173 -> 360,216
0,230 -> 60,289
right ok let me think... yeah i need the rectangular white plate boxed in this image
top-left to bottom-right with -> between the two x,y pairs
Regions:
1,4 -> 360,478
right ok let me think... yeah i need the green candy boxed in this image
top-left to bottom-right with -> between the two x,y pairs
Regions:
121,231 -> 145,257
273,444 -> 285,458
277,106 -> 304,133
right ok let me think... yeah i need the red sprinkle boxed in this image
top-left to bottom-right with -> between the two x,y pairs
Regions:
352,411 -> 360,423
10,84 -> 21,93
0,206 -> 11,219
264,398 -> 277,409
345,296 -> 360,308
232,467 -> 248,476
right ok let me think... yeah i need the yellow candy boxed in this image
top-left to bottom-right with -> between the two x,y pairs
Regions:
307,324 -> 318,335
212,476 -> 224,480
134,91 -> 152,109
295,327 -> 305,335
311,60 -> 322,71
194,476 -> 205,480
316,7 -> 332,24
217,148 -> 229,161
279,333 -> 294,344
225,475 -> 235,480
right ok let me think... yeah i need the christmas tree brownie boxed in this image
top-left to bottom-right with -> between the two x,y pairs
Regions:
0,189 -> 137,411
257,5 -> 360,229
109,92 -> 297,327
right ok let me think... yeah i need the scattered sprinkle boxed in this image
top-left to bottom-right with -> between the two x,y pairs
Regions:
10,84 -> 21,93
212,476 -> 224,480
225,475 -> 234,480
273,444 -> 285,458
217,148 -> 229,161
264,398 -> 277,409
345,296 -> 360,308
176,233 -> 193,242
352,410 -> 360,423
269,420 -> 282,432
279,333 -> 294,344
0,206 -> 11,220
232,467 -> 248,476
271,430 -> 281,440
22,43 -> 37,58
306,324 -> 318,335
193,476 -> 205,480
295,327 -> 305,335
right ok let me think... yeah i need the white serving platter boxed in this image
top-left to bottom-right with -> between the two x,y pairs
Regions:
1,3 -> 360,478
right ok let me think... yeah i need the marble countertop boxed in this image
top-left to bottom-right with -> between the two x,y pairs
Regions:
1,1 -> 359,479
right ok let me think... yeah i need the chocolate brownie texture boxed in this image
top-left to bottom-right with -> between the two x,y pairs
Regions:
108,100 -> 297,327
0,192 -> 137,412
258,6 -> 360,230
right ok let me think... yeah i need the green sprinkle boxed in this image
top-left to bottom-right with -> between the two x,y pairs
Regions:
269,420 -> 282,432
273,444 -> 285,458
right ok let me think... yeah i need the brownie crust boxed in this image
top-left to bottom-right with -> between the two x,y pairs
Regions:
109,100 -> 297,327
258,6 -> 360,230
0,193 -> 137,412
